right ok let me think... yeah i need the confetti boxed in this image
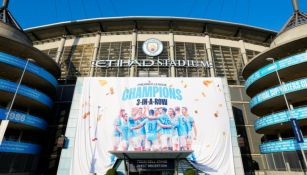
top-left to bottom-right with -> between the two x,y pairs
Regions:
203,80 -> 213,87
97,115 -> 102,121
214,111 -> 219,118
98,80 -> 108,86
201,92 -> 206,97
92,138 -> 98,141
83,111 -> 90,119
110,87 -> 114,95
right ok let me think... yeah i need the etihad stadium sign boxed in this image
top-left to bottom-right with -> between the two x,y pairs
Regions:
92,59 -> 213,69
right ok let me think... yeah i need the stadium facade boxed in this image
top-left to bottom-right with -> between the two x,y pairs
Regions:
23,17 -> 279,174
2,1 -> 306,172
0,1 -> 60,174
242,6 -> 307,174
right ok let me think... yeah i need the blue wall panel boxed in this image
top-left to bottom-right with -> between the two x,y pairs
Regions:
0,141 -> 41,154
0,79 -> 53,108
0,108 -> 47,129
0,52 -> 57,87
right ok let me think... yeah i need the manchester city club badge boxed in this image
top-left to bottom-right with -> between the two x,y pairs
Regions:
142,38 -> 163,57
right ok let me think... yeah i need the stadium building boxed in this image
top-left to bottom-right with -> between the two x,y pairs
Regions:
242,1 -> 307,174
23,16 -> 277,175
0,0 -> 60,174
2,1 -> 306,175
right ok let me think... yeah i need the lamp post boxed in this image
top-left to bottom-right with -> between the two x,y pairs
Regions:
266,57 -> 307,173
0,58 -> 32,144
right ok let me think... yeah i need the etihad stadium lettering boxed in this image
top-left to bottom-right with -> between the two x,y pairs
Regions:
92,59 -> 213,68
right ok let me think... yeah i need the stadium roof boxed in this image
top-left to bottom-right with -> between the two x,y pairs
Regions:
25,16 -> 277,45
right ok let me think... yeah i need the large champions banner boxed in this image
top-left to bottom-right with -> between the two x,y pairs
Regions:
70,77 -> 235,175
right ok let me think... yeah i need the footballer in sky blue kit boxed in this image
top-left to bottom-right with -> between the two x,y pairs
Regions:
120,113 -> 129,151
112,106 -> 197,154
181,107 -> 197,151
131,109 -> 159,151
158,107 -> 173,150
169,107 -> 179,151
113,109 -> 125,151
177,113 -> 188,150
127,107 -> 139,150
133,107 -> 147,151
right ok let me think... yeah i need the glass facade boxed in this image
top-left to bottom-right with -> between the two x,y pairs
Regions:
174,42 -> 209,77
211,45 -> 245,84
59,44 -> 94,79
246,49 -> 260,61
94,41 -> 132,77
36,83 -> 75,174
0,153 -> 39,173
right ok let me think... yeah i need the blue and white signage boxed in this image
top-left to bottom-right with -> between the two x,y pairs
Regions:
260,138 -> 307,154
0,52 -> 57,87
0,79 -> 53,108
290,118 -> 304,143
255,107 -> 307,130
0,108 -> 47,129
142,38 -> 163,57
250,78 -> 307,108
245,52 -> 307,89
0,141 -> 41,154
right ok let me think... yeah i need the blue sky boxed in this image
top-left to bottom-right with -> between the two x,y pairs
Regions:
7,0 -> 307,31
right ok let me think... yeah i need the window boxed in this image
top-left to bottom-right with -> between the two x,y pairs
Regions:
174,42 -> 209,77
42,48 -> 58,62
94,42 -> 131,77
59,44 -> 94,80
246,49 -> 260,61
212,45 -> 243,84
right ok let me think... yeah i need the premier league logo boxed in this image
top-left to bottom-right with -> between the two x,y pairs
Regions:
142,38 -> 163,57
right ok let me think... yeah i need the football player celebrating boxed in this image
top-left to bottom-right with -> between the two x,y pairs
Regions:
113,109 -> 125,151
181,107 -> 197,150
168,108 -> 179,151
158,107 -> 173,151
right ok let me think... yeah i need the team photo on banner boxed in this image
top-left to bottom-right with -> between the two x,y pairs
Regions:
71,77 -> 235,175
